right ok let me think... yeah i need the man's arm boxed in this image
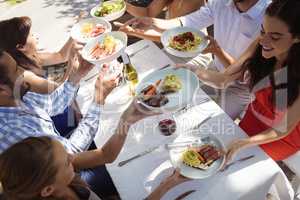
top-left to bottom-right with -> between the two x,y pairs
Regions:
72,118 -> 130,168
117,1 -> 214,42
72,99 -> 159,169
65,74 -> 118,153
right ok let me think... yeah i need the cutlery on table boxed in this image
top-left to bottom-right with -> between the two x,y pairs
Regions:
165,137 -> 210,150
129,44 -> 150,57
118,146 -> 159,167
189,114 -> 213,130
173,97 -> 211,116
220,155 -> 255,172
174,190 -> 196,200
118,138 -> 211,167
158,63 -> 171,71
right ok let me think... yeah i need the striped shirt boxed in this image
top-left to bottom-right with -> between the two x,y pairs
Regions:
0,81 -> 101,153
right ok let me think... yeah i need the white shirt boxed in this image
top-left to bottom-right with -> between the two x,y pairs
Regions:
180,0 -> 271,71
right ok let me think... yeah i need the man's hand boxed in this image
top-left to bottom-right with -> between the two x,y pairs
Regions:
94,74 -> 118,105
202,35 -> 222,55
114,17 -> 162,41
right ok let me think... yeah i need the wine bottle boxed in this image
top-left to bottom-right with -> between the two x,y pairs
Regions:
118,54 -> 139,95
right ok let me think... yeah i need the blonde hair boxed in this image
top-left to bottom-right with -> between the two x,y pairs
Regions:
0,136 -> 88,200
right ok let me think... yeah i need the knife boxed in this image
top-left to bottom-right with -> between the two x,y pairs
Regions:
189,114 -> 213,130
220,155 -> 255,172
158,63 -> 171,71
174,190 -> 196,200
118,146 -> 159,167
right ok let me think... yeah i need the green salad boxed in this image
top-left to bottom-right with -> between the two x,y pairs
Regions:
94,0 -> 125,17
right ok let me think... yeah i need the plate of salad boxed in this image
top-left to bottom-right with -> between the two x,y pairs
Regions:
161,27 -> 209,58
90,0 -> 126,21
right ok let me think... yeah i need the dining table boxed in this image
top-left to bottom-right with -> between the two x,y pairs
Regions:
76,39 -> 294,200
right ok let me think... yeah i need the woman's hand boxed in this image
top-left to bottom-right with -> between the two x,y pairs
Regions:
161,169 -> 189,186
202,35 -> 222,55
145,169 -> 190,200
224,139 -> 250,166
175,63 -> 200,74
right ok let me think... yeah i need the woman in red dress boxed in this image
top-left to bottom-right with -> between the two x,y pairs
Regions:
178,0 -> 300,163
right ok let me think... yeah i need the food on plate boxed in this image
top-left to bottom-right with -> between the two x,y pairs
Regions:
94,0 -> 125,17
140,80 -> 161,100
138,74 -> 182,107
81,23 -> 106,38
182,144 -> 221,170
139,79 -> 168,107
161,74 -> 182,94
89,35 -> 118,59
169,32 -> 201,52
144,94 -> 169,107
158,119 -> 176,136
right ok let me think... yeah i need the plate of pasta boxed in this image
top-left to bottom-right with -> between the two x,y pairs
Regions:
169,134 -> 225,179
161,27 -> 209,58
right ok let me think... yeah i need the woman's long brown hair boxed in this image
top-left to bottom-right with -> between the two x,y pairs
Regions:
0,17 -> 40,72
242,0 -> 300,109
0,137 -> 86,200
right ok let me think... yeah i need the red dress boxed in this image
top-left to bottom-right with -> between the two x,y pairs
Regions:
239,87 -> 300,161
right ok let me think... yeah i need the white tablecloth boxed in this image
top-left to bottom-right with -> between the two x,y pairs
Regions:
77,40 -> 294,200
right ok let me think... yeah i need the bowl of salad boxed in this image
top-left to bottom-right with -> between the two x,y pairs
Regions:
161,27 -> 209,58
90,0 -> 126,22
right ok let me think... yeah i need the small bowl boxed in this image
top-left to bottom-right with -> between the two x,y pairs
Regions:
90,0 -> 126,22
158,119 -> 177,136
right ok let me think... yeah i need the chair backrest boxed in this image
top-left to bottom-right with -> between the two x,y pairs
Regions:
283,151 -> 300,178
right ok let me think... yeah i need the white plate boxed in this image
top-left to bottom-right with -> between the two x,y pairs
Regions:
135,66 -> 199,113
90,0 -> 126,22
161,27 -> 209,58
81,31 -> 127,65
71,18 -> 112,44
169,133 -> 226,179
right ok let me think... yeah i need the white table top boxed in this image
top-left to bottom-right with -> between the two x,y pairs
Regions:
77,40 -> 294,200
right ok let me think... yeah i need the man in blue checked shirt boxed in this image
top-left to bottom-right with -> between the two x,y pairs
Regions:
0,50 -> 155,198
